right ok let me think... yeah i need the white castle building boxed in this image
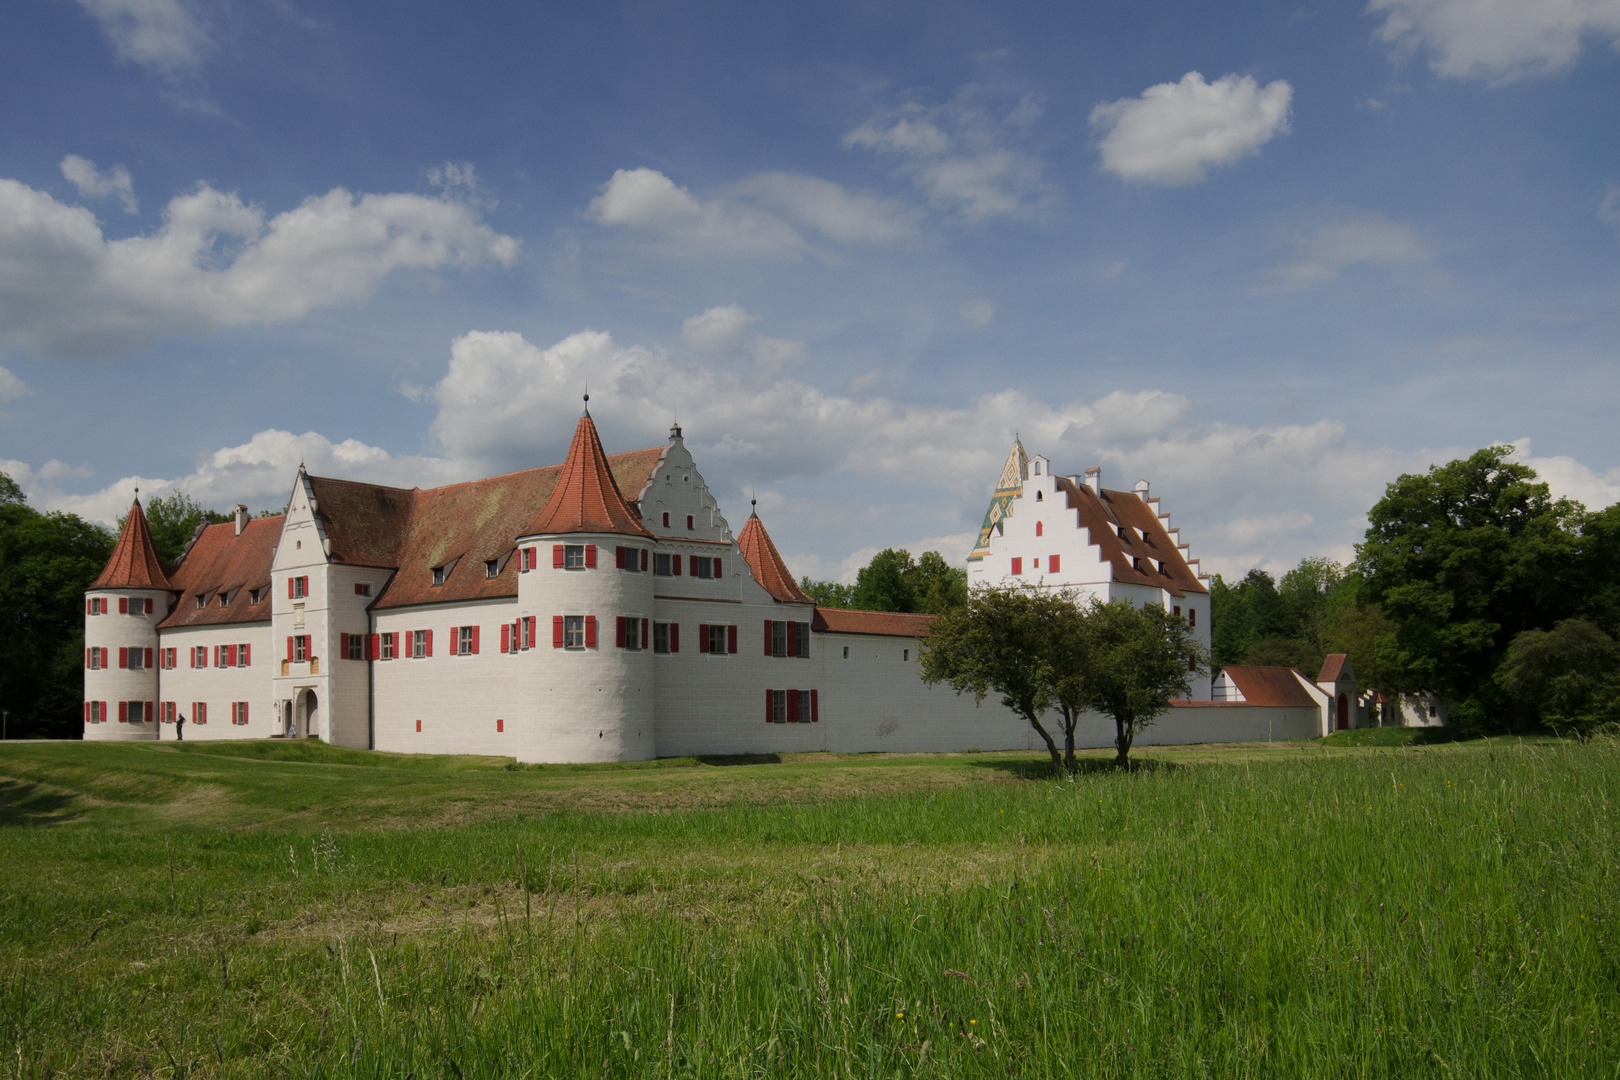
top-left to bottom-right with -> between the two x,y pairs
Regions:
82,409 -> 1360,760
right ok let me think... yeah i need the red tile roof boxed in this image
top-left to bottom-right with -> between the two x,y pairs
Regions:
1051,478 -> 1207,597
92,499 -> 172,591
1317,653 -> 1350,683
1220,666 -> 1319,707
524,412 -> 654,539
812,608 -> 936,638
159,516 -> 282,627
737,511 -> 813,605
306,447 -> 665,611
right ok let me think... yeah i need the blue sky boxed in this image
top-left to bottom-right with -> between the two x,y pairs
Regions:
2,0 -> 1619,581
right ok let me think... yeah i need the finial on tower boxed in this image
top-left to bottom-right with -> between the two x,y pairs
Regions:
582,391 -> 590,418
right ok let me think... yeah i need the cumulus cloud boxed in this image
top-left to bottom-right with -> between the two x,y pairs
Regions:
1509,438 -> 1620,509
845,87 -> 1058,224
1271,215 -> 1431,289
1091,72 -> 1293,187
0,174 -> 520,356
0,365 -> 30,403
1368,0 -> 1620,83
60,155 -> 138,214
586,168 -> 913,254
679,305 -> 759,354
75,0 -> 211,78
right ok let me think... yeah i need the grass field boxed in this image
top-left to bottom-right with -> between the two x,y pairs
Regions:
1,734 -> 1615,1078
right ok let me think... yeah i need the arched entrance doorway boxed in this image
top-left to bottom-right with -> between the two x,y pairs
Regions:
1336,693 -> 1349,730
290,689 -> 320,739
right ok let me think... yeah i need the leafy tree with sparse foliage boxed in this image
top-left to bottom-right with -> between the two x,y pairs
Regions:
0,473 -> 115,738
1074,599 -> 1204,768
801,548 -> 967,614
1499,619 -> 1620,742
117,491 -> 233,565
798,576 -> 853,608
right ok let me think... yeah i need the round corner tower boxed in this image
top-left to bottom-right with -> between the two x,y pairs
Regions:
84,496 -> 171,741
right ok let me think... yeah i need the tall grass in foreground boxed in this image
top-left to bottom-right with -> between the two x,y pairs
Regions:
1,738 -> 1616,1077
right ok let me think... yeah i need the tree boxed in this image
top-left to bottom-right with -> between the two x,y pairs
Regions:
1209,569 -> 1299,671
1074,600 -> 1204,768
910,550 -> 968,614
0,473 -> 115,738
1357,446 -> 1584,731
802,549 -> 968,614
919,585 -> 1071,775
119,492 -> 232,565
798,576 -> 853,608
851,548 -> 918,612
1499,619 -> 1620,742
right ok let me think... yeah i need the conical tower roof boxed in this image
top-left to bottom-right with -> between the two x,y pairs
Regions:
737,505 -> 812,604
524,407 -> 653,538
92,497 -> 172,590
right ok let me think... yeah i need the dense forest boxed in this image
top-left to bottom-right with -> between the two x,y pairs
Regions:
4,444 -> 1617,738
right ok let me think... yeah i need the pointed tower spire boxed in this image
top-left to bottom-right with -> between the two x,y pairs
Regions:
525,411 -> 653,537
737,510 -> 812,604
93,496 -> 173,589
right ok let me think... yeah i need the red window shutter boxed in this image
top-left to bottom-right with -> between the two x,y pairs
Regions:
340,633 -> 350,657
811,689 -> 819,722
86,599 -> 92,615
368,634 -> 379,660
147,701 -> 154,722
765,690 -> 772,723
640,549 -> 648,572
83,702 -> 90,723
449,627 -> 458,655
673,556 -> 682,576
728,625 -> 738,654
1011,557 -> 1022,576
585,616 -> 598,648
552,616 -> 564,648
119,647 -> 128,669
471,626 -> 480,654
787,690 -> 799,722
585,545 -> 597,568
241,702 -> 249,724
145,598 -> 154,614
553,544 -> 565,568
615,616 -> 627,648
101,647 -> 108,668
615,546 -> 626,569
500,624 -> 510,653
764,620 -> 773,656
288,578 -> 295,599
1050,554 -> 1061,573
689,555 -> 698,577
787,622 -> 797,657
670,623 -> 679,653
526,617 -> 536,649
188,647 -> 195,669
226,644 -> 236,666
641,618 -> 649,650
698,624 -> 709,653
287,636 -> 295,661
714,558 -> 722,578
85,648 -> 91,668
119,701 -> 128,722
119,597 -> 128,614
425,629 -> 433,657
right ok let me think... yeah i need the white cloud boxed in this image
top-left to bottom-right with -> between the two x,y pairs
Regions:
959,298 -> 994,328
75,0 -> 211,78
1091,72 -> 1293,187
845,86 -> 1058,224
752,336 -> 807,373
587,167 -> 914,254
1510,438 -> 1620,508
1368,0 -> 1620,83
0,365 -> 30,402
60,155 -> 138,214
679,305 -> 759,354
0,175 -> 520,356
1271,215 -> 1431,289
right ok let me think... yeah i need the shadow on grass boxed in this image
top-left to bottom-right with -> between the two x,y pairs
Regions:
0,778 -> 81,827
970,756 -> 1181,780
696,754 -> 783,767
1321,726 -> 1477,748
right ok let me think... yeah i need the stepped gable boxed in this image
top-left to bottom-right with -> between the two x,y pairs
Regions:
364,448 -> 664,611
92,498 -> 172,591
1220,666 -> 1318,707
1051,476 -> 1207,597
737,509 -> 813,605
813,608 -> 936,638
160,516 -> 283,628
523,410 -> 655,540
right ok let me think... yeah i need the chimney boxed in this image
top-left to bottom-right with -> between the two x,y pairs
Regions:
1083,467 -> 1101,495
234,504 -> 249,536
1134,479 -> 1150,501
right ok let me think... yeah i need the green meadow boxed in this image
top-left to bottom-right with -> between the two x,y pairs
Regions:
0,733 -> 1615,1078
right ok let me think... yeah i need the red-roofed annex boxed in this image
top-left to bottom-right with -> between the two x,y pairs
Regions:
82,414 -> 1362,757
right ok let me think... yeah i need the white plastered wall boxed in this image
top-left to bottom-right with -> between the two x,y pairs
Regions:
269,472 -> 339,744
83,588 -> 167,741
152,622 -> 273,740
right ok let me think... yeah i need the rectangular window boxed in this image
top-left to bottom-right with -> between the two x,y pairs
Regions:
1189,609 -> 1196,628
232,701 -> 249,725
708,624 -> 728,655
127,700 -> 145,723
654,553 -> 674,576
347,634 -> 365,661
654,622 -> 674,654
164,647 -> 177,669
564,544 -> 585,570
194,702 -> 208,725
356,582 -> 371,596
381,632 -> 396,661
797,623 -> 810,658
687,515 -> 694,530
619,615 -> 642,651
87,648 -> 101,670
770,689 -> 786,724
772,620 -> 787,657
214,644 -> 225,667
88,701 -> 103,723
795,690 -> 812,722
564,615 -> 585,649
412,630 -> 427,659
432,566 -> 447,587
127,646 -> 145,671
662,512 -> 670,527
290,635 -> 307,662
219,591 -> 230,607
291,576 -> 308,599
162,702 -> 176,723
523,547 -> 537,572
485,559 -> 499,579
1010,557 -> 1023,576
693,556 -> 714,580
458,626 -> 475,655
192,645 -> 206,668
1049,554 -> 1061,573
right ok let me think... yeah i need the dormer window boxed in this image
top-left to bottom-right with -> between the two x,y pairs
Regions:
432,566 -> 447,587
218,591 -> 230,608
485,559 -> 499,579
195,593 -> 208,609
249,588 -> 262,606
